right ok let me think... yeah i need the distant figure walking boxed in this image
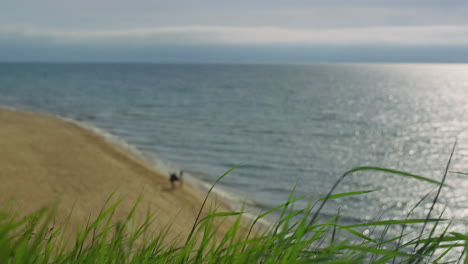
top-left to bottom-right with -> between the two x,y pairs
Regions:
170,170 -> 184,189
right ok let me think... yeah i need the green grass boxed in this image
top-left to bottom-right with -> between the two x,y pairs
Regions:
1,163 -> 466,263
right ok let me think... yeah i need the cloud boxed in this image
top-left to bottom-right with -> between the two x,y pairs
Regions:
1,24 -> 468,46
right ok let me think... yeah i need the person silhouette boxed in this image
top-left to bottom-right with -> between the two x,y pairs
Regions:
170,170 -> 184,189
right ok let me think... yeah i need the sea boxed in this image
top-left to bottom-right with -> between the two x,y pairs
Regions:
1,63 -> 467,230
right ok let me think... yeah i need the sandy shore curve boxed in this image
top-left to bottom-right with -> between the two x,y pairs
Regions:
0,108 -> 239,242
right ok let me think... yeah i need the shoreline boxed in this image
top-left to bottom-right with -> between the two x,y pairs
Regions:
1,105 -> 269,215
65,110 -> 272,227
0,107 -> 256,242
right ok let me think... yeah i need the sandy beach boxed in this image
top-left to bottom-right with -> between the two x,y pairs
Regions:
0,108 -> 239,243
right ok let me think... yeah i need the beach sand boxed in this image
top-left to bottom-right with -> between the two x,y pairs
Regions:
0,108 -> 242,243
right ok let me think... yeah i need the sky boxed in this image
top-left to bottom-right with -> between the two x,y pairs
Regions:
1,0 -> 468,63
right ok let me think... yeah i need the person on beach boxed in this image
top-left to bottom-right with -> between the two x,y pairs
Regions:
170,170 -> 184,189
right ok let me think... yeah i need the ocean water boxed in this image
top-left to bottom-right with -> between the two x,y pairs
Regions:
1,63 -> 467,226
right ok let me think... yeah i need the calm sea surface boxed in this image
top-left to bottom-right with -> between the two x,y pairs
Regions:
1,63 -> 467,225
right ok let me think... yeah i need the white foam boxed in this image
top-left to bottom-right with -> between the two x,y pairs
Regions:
62,117 -> 179,174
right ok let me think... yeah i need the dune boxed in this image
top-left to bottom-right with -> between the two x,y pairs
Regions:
0,108 -> 239,243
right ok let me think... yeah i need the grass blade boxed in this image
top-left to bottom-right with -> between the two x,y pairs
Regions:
318,190 -> 378,201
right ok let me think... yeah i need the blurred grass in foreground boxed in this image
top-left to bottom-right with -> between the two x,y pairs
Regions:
1,162 -> 466,263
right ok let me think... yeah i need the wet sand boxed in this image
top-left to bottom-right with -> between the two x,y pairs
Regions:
0,108 -> 242,243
